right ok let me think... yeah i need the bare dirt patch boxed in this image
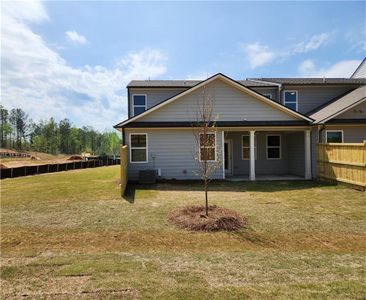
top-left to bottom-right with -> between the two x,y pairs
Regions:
168,205 -> 246,232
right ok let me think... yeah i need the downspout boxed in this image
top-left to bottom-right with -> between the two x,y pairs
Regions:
278,83 -> 282,104
122,127 -> 126,146
318,124 -> 326,143
127,88 -> 131,119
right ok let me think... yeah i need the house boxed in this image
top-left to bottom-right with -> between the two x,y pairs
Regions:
114,65 -> 366,181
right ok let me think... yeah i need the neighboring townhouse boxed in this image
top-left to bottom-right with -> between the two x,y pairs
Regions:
114,66 -> 366,182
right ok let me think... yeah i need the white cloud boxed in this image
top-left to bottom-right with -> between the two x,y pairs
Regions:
298,59 -> 362,77
241,42 -> 276,69
241,32 -> 332,69
66,30 -> 88,44
1,1 -> 168,130
294,33 -> 330,53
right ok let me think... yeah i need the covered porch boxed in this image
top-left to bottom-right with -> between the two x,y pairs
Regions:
221,127 -> 312,181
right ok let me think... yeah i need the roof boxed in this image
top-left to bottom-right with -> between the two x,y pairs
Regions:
309,86 -> 366,123
116,73 -> 313,129
127,79 -> 276,88
351,58 -> 366,78
248,78 -> 366,85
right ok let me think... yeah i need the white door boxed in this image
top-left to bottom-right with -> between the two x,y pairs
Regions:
224,140 -> 233,175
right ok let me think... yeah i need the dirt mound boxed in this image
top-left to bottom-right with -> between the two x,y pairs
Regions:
68,155 -> 83,161
0,164 -> 8,169
168,205 -> 246,232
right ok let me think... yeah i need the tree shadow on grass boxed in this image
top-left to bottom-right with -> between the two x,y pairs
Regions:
122,180 -> 336,203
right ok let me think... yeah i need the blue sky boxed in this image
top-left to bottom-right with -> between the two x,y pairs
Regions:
1,1 -> 365,130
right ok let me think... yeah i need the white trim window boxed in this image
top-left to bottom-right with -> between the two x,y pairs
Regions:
130,133 -> 148,163
132,94 -> 147,116
266,135 -> 281,160
284,90 -> 298,111
326,130 -> 343,143
199,132 -> 216,162
263,93 -> 272,99
242,135 -> 257,160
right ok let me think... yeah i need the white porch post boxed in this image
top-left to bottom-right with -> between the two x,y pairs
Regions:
222,130 -> 225,180
305,129 -> 312,180
250,130 -> 256,181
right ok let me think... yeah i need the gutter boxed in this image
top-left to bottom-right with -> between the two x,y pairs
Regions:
246,78 -> 282,103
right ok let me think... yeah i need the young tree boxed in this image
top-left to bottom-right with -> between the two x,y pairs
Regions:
0,105 -> 11,148
193,86 -> 221,216
59,119 -> 71,153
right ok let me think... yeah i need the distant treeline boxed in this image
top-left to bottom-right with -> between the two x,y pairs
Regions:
0,105 -> 121,156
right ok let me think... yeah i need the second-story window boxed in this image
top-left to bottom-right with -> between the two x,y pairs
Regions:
284,91 -> 298,111
133,94 -> 147,116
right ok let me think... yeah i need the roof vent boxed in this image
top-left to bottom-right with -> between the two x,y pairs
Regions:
322,76 -> 326,83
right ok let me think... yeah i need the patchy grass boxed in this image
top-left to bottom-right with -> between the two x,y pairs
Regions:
1,166 -> 366,299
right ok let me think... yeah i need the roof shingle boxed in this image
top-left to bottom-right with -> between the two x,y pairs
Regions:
249,78 -> 366,85
309,86 -> 366,123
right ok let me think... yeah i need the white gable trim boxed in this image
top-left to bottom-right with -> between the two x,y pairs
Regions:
117,74 -> 313,127
319,97 -> 366,123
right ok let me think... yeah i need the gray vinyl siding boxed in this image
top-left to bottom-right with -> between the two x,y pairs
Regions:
334,101 -> 366,119
129,88 -> 187,116
280,85 -> 359,114
252,87 -> 279,102
320,125 -> 366,143
125,128 -> 223,180
138,80 -> 298,122
311,127 -> 318,178
225,131 -> 304,176
287,132 -> 305,176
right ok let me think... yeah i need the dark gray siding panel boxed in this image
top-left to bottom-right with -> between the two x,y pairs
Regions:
129,88 -> 187,116
311,127 -> 318,178
225,131 -> 304,176
281,86 -> 359,114
126,129 -> 223,180
321,125 -> 366,143
251,87 -> 279,102
287,132 -> 305,176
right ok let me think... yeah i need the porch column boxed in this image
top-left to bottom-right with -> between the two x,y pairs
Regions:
222,130 -> 225,180
250,130 -> 256,181
305,129 -> 312,180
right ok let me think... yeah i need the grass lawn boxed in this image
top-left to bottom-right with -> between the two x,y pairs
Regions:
1,166 -> 366,299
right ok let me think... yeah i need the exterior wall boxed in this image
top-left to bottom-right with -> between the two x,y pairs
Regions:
311,127 -> 319,178
320,125 -> 366,143
138,80 -> 298,122
334,101 -> 366,119
287,132 -> 305,176
129,88 -> 187,116
280,85 -> 359,114
125,128 -> 224,180
251,87 -> 279,102
224,131 -> 304,176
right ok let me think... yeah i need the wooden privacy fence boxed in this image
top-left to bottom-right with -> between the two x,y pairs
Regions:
120,145 -> 128,195
317,141 -> 366,190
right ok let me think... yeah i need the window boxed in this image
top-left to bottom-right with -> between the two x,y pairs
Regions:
263,93 -> 272,99
242,135 -> 257,160
284,91 -> 298,111
132,94 -> 147,116
266,135 -> 281,159
199,133 -> 216,162
326,130 -> 343,143
130,133 -> 148,163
